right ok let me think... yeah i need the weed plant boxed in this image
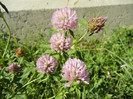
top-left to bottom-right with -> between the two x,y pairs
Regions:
0,4 -> 133,99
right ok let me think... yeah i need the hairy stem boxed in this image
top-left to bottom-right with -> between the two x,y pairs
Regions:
2,16 -> 11,58
78,31 -> 93,43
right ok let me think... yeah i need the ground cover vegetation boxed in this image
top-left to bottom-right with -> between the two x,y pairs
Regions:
0,3 -> 133,99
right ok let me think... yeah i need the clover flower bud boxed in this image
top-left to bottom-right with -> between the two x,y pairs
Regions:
7,63 -> 20,73
15,47 -> 24,58
88,17 -> 107,33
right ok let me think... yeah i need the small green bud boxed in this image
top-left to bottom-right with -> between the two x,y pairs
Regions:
73,39 -> 77,44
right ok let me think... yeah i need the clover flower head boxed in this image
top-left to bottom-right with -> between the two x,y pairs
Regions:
36,54 -> 58,74
7,63 -> 20,73
15,47 -> 24,58
88,17 -> 107,33
50,32 -> 72,53
62,58 -> 89,86
51,7 -> 78,31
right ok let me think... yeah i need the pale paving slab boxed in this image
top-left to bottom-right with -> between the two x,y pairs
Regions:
0,0 -> 133,11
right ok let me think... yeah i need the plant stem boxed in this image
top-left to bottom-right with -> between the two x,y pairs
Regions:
1,67 -> 5,74
28,71 -> 36,83
10,74 -> 15,84
78,31 -> 93,43
78,31 -> 88,43
51,83 -> 55,96
22,78 -> 38,88
2,16 -> 11,58
38,75 -> 49,83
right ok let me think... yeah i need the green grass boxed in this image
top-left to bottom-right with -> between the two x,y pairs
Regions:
79,26 -> 133,98
0,26 -> 133,99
